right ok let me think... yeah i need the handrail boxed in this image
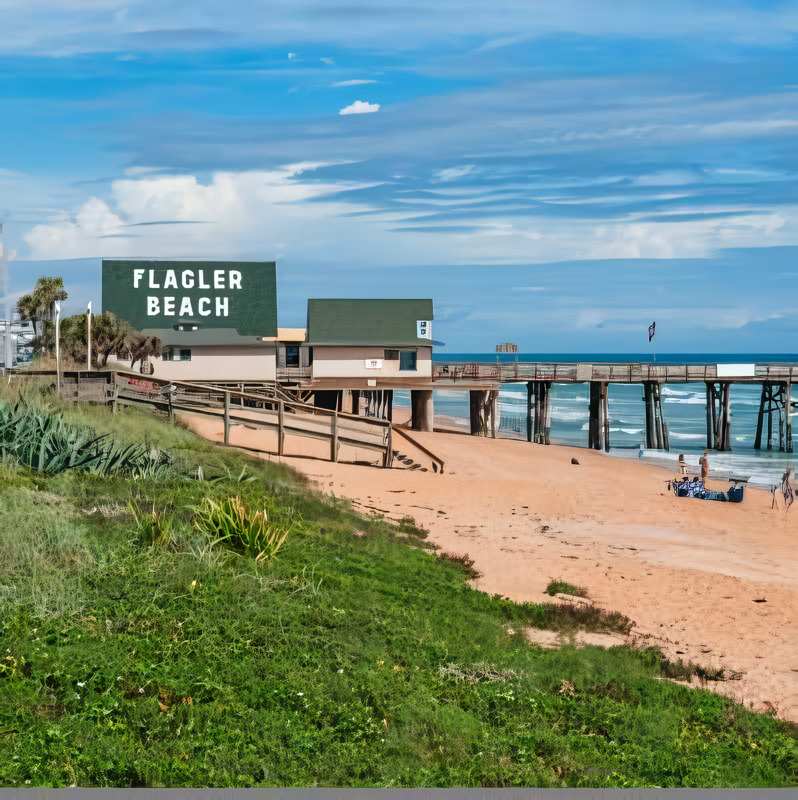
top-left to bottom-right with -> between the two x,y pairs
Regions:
113,370 -> 391,427
391,425 -> 445,474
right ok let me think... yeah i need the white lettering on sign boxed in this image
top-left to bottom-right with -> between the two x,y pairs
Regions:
416,320 -> 432,340
365,359 -> 384,369
136,266 -> 245,318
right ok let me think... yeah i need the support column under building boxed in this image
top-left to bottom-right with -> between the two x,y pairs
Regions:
411,389 -> 434,432
469,389 -> 499,438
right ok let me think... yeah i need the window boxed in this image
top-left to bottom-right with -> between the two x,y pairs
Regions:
285,344 -> 300,368
384,348 -> 400,360
162,348 -> 191,362
399,350 -> 417,371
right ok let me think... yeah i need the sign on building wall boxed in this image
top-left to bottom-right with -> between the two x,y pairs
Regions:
101,260 -> 278,336
364,358 -> 384,369
416,320 -> 432,340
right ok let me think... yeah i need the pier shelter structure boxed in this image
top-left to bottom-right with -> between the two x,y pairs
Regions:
303,298 -> 435,432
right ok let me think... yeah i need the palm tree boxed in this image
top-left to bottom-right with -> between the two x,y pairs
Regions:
17,276 -> 68,354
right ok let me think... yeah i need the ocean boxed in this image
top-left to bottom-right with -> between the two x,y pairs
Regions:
395,353 -> 798,488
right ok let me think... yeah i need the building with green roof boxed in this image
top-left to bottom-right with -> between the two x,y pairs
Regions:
305,298 -> 435,430
306,298 -> 434,385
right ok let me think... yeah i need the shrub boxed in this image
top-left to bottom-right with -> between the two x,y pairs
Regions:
545,579 -> 588,598
436,550 -> 482,579
192,495 -> 296,563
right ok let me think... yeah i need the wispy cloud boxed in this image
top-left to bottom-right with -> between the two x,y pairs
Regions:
332,79 -> 378,87
433,165 -> 475,182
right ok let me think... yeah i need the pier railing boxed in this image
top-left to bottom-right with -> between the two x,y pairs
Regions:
433,362 -> 798,384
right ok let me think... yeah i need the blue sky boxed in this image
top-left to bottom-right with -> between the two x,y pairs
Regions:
2,0 -> 798,351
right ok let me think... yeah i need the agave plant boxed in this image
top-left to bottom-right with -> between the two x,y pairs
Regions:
192,495 -> 295,563
0,401 -> 172,478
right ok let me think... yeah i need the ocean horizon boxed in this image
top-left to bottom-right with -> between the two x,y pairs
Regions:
396,352 -> 798,487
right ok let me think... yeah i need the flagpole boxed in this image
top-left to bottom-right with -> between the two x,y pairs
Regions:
86,301 -> 92,371
54,301 -> 61,395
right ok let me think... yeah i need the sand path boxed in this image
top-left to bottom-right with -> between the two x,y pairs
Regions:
182,411 -> 798,722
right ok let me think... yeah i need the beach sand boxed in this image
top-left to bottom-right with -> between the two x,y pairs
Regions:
182,409 -> 798,722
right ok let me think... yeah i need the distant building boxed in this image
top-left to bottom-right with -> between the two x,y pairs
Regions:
496,342 -> 518,353
0,317 -> 35,368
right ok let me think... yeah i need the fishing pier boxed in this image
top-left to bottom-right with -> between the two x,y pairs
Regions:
430,361 -> 798,453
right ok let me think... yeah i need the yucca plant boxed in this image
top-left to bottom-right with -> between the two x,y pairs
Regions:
192,495 -> 295,563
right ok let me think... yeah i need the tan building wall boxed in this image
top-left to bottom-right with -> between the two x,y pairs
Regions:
311,345 -> 432,379
109,345 -> 277,382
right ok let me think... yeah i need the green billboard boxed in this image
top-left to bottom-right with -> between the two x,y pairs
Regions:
102,260 -> 277,337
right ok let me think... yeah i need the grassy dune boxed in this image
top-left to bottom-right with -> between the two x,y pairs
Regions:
0,397 -> 795,787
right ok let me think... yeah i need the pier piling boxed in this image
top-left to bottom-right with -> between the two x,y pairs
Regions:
754,382 -> 793,452
410,389 -> 433,432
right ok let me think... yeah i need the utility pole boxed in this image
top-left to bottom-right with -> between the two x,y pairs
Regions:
0,222 -> 11,370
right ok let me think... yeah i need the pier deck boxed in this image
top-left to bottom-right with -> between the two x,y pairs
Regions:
431,361 -> 798,386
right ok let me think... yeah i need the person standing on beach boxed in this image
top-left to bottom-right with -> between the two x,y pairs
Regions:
678,453 -> 688,477
699,450 -> 710,482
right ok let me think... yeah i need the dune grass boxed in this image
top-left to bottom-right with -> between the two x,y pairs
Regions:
0,397 -> 795,787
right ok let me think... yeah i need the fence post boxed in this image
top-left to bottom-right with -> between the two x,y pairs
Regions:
168,384 -> 175,423
278,400 -> 285,456
383,423 -> 393,468
330,411 -> 339,462
224,390 -> 230,445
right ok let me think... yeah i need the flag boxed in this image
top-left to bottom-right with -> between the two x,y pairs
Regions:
648,321 -> 656,342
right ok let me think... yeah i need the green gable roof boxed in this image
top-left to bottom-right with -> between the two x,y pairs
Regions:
307,299 -> 434,347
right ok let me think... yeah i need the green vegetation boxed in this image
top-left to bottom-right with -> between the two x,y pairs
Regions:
0,397 -> 795,787
546,580 -> 589,599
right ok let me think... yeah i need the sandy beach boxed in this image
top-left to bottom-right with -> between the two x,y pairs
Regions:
182,409 -> 798,722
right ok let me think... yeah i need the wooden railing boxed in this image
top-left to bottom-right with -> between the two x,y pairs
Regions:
433,362 -> 798,384
113,371 -> 394,467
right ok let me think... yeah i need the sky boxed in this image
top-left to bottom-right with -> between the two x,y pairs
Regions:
1,0 -> 798,352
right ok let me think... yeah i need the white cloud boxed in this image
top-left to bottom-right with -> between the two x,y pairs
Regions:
339,100 -> 381,116
332,79 -> 377,88
287,51 -> 297,60
320,56 -> 334,65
